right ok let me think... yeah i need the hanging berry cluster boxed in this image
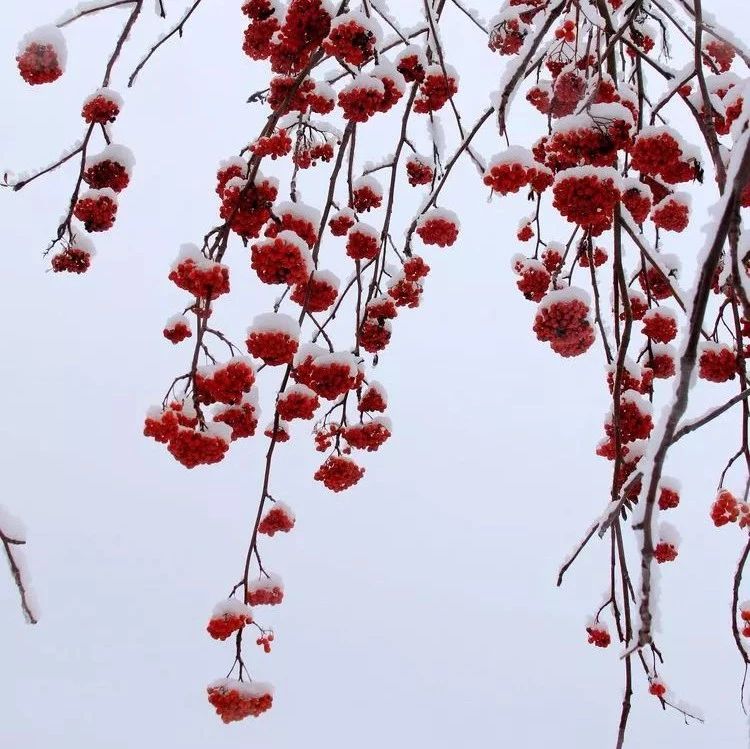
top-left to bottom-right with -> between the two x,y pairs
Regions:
7,0 -> 750,744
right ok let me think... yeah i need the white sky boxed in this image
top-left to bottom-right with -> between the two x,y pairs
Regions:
1,1 -> 749,746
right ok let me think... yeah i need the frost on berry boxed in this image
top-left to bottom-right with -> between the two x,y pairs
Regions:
406,155 -> 434,186
323,11 -> 381,67
512,256 -> 550,302
167,423 -> 232,469
346,222 -> 380,260
358,381 -> 388,413
258,502 -> 296,536
51,233 -> 95,275
246,313 -> 300,365
290,269 -> 339,312
711,488 -> 740,527
16,26 -> 66,85
276,384 -> 319,421
251,230 -> 312,285
83,144 -> 134,193
213,391 -> 261,440
246,573 -> 284,606
329,208 -> 356,236
586,620 -> 611,648
314,455 -> 365,492
207,679 -> 273,723
658,478 -> 681,511
351,176 -> 383,213
651,194 -> 690,233
552,167 -> 620,236
533,288 -> 596,358
338,74 -> 385,122
206,600 -> 254,641
642,308 -> 677,343
194,357 -> 256,405
73,189 -> 118,232
343,417 -> 392,452
415,208 -> 460,248
169,244 -> 230,300
414,64 -> 459,113
699,341 -> 737,383
163,314 -> 192,344
82,88 -> 122,124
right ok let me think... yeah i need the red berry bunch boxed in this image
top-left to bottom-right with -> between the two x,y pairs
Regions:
414,64 -> 458,113
81,88 -> 122,124
415,209 -> 460,247
213,394 -> 260,440
621,182 -> 652,224
650,344 -> 676,379
73,189 -> 118,232
711,488 -> 740,527
406,156 -> 434,186
276,384 -> 319,421
167,423 -> 232,468
251,231 -> 312,285
648,680 -> 667,698
555,19 -> 576,42
489,18 -> 527,56
338,75 -> 385,122
395,46 -> 426,83
194,358 -> 256,405
651,195 -> 690,232
654,541 -> 678,564
351,177 -> 383,212
343,418 -> 392,452
163,315 -> 192,344
699,342 -> 736,382
206,601 -> 254,641
83,145 -> 133,192
605,390 -> 654,443
533,288 -> 596,358
586,622 -> 611,648
329,209 -> 355,236
314,454 -> 365,492
207,680 -> 273,723
303,353 -> 362,400
512,257 -> 550,302
290,270 -> 339,312
359,382 -> 387,413
143,401 -> 198,444
552,167 -> 620,235
346,223 -> 380,260
246,575 -> 284,606
251,129 -> 293,159
630,128 -> 698,184
659,480 -> 681,510
169,245 -> 230,300
51,235 -> 95,274
220,177 -> 278,239
359,319 -> 392,352
642,308 -> 677,343
323,12 -> 380,67
264,420 -> 290,442
258,503 -> 296,536
16,28 -> 66,85
703,38 -> 735,72
246,314 -> 300,366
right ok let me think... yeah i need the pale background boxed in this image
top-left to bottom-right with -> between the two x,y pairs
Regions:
1,1 -> 748,746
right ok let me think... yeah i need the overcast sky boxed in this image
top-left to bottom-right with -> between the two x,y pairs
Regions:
1,1 -> 749,747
